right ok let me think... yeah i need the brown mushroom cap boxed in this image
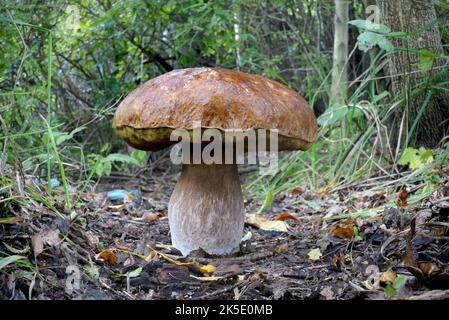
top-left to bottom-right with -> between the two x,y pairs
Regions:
113,67 -> 317,151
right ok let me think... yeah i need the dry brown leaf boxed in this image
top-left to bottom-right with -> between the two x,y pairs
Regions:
417,262 -> 441,277
330,219 -> 355,239
31,228 -> 61,257
142,211 -> 167,223
96,249 -> 118,265
397,186 -> 409,207
286,187 -> 303,197
274,213 -> 299,221
245,213 -> 288,232
31,234 -> 44,257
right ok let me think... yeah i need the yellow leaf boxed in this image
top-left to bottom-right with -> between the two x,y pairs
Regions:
245,213 -> 289,232
146,249 -> 196,266
199,264 -> 216,275
308,248 -> 322,261
379,269 -> 396,285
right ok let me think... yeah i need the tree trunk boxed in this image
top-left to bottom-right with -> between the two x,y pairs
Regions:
377,0 -> 449,148
331,0 -> 349,107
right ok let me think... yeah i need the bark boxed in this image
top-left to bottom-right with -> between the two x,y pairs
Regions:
331,0 -> 349,106
377,0 -> 449,148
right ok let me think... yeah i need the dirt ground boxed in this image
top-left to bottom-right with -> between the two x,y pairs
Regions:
1,160 -> 449,300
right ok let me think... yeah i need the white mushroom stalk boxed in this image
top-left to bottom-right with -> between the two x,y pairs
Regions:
168,163 -> 244,256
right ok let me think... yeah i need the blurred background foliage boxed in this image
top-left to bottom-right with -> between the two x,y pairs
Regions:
0,0 -> 448,205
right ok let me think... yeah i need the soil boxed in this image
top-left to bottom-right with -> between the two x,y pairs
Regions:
1,160 -> 449,300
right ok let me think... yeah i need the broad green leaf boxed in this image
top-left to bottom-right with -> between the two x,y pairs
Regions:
103,153 -> 141,167
131,150 -> 147,166
318,105 -> 348,127
384,284 -> 397,297
349,20 -> 391,34
393,275 -> 407,289
398,147 -> 433,169
418,147 -> 434,165
128,267 -> 142,278
357,32 -> 394,52
398,147 -> 421,169
419,49 -> 434,73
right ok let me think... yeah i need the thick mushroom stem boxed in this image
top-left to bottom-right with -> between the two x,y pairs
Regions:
168,163 -> 244,256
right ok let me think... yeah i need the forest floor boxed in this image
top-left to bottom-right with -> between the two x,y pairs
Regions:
1,160 -> 449,300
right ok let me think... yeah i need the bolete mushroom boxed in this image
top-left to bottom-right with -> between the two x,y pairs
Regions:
112,67 -> 317,256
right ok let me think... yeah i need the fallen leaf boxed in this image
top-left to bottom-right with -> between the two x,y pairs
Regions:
199,264 -> 217,276
417,262 -> 441,277
397,186 -> 409,207
308,248 -> 322,261
84,231 -> 100,249
146,250 -> 196,266
330,219 -> 355,239
332,255 -> 349,269
286,187 -> 303,197
379,269 -> 397,286
274,213 -> 299,221
145,250 -> 158,262
96,249 -> 118,265
320,286 -> 335,300
245,213 -> 289,232
128,267 -> 143,278
40,228 -> 61,247
142,211 -> 167,223
190,275 -> 225,281
30,228 -> 60,257
31,234 -> 44,257
274,243 -> 289,254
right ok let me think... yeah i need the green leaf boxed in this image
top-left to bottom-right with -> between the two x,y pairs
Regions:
393,275 -> 406,289
357,32 -> 394,52
419,49 -> 434,73
418,147 -> 433,165
0,255 -> 27,270
398,147 -> 433,169
384,284 -> 397,297
398,147 -> 421,169
318,104 -> 349,127
128,267 -> 142,278
353,226 -> 363,242
349,20 -> 391,34
103,153 -> 141,167
102,160 -> 112,176
131,150 -> 147,166
84,265 -> 100,281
